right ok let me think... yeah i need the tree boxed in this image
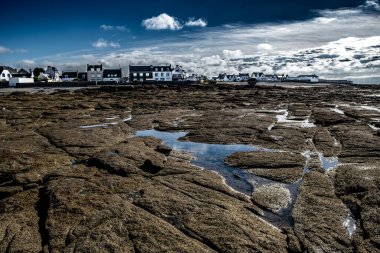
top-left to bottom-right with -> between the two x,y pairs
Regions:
33,68 -> 44,77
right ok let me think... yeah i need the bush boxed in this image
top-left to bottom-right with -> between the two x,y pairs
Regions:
132,80 -> 140,85
248,78 -> 257,86
208,80 -> 217,85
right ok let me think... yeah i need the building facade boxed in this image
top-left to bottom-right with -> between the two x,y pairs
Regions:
87,64 -> 103,82
103,69 -> 122,82
152,65 -> 172,81
0,66 -> 17,82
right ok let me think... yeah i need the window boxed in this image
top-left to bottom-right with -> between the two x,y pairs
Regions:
91,74 -> 95,77
65,75 -> 68,78
161,68 -> 163,71
146,73 -> 149,77
1,73 -> 4,77
133,73 -> 137,77
155,73 -> 158,77
161,73 -> 164,76
139,73 -> 143,77
108,74 -> 110,77
91,68 -> 94,71
166,73 -> 170,76
7,74 -> 10,77
155,68 -> 158,71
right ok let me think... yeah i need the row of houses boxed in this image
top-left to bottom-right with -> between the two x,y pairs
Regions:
2,63 -> 328,85
129,65 -> 186,82
213,72 -> 320,83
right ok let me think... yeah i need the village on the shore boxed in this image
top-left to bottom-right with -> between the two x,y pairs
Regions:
0,63 -> 353,87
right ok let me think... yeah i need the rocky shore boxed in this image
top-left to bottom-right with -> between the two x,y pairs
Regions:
0,83 -> 379,252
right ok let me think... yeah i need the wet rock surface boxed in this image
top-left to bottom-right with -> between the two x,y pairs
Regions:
0,84 -> 379,252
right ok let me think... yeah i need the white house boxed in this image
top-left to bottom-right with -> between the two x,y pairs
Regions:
296,75 -> 319,83
287,75 -> 319,83
39,66 -> 61,82
252,72 -> 265,81
9,69 -> 34,86
153,65 -> 172,81
238,73 -> 250,81
172,65 -> 186,81
87,64 -> 103,82
103,69 -> 122,82
0,66 -> 17,82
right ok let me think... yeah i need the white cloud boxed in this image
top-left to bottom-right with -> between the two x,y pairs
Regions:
20,59 -> 36,65
257,43 -> 273,51
142,13 -> 183,30
222,49 -> 244,58
92,38 -> 120,48
361,0 -> 380,11
185,18 -> 207,27
0,46 -> 11,54
100,24 -> 126,31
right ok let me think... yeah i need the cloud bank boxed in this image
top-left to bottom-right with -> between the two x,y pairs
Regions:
92,38 -> 120,48
100,24 -> 126,32
16,1 -> 380,83
142,13 -> 207,30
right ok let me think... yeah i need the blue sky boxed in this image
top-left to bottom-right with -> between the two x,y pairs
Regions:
0,0 -> 379,83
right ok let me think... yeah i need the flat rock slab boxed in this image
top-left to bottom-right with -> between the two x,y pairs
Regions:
251,183 -> 291,213
292,171 -> 353,253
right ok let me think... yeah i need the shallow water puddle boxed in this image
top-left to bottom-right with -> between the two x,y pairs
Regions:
136,129 -> 303,228
136,129 -> 280,196
273,109 -> 316,129
318,153 -> 339,171
343,212 -> 357,238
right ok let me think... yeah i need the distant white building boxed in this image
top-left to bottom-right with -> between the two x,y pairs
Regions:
0,66 -> 17,82
172,65 -> 186,81
238,73 -> 250,81
9,69 -> 34,86
87,64 -> 103,82
39,66 -> 61,82
252,72 -> 265,81
153,65 -> 172,81
287,75 -> 319,83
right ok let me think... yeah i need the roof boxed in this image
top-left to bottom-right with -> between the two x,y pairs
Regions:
18,68 -> 30,74
0,66 -> 17,74
87,64 -> 103,71
46,66 -> 58,72
12,73 -> 32,78
103,69 -> 122,77
62,72 -> 78,78
298,75 -> 319,78
239,73 -> 250,77
129,65 -> 154,72
152,65 -> 172,71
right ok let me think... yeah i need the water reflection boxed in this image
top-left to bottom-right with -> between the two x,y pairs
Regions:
136,129 -> 275,195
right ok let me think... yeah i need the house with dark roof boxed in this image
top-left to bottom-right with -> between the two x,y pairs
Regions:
87,64 -> 103,82
103,69 -> 122,82
0,66 -> 17,82
172,65 -> 186,81
129,65 -> 154,82
78,72 -> 87,81
238,73 -> 250,81
9,69 -> 34,86
61,71 -> 78,82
